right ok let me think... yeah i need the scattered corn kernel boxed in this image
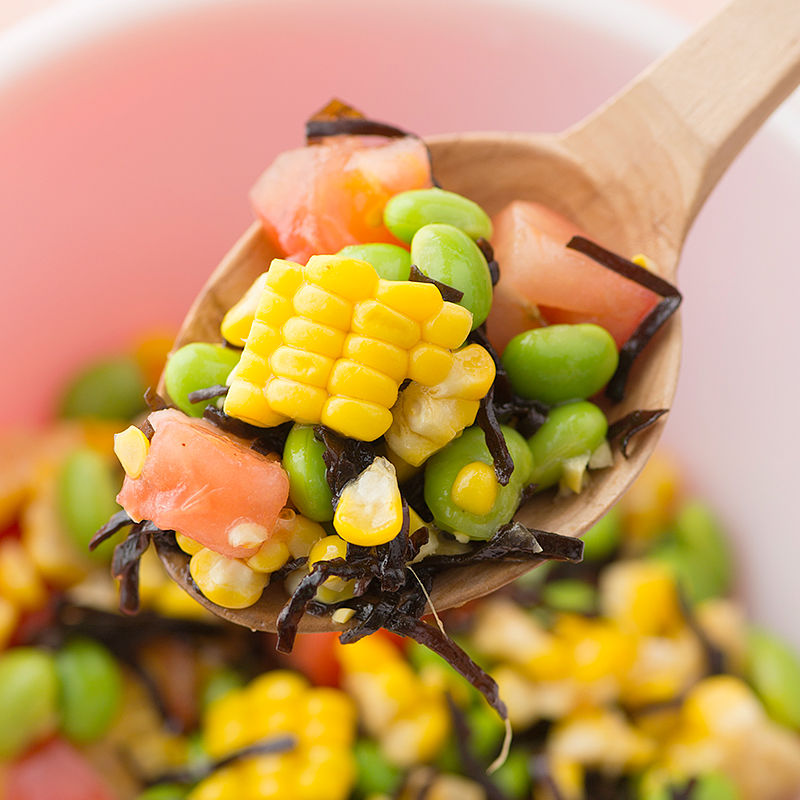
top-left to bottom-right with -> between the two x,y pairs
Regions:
223,255 -> 473,441
247,538 -> 291,573
189,548 -> 267,609
113,425 -> 150,479
450,461 -> 499,516
332,607 -> 355,624
0,594 -> 19,649
0,538 -> 48,611
175,531 -> 203,555
308,534 -> 355,603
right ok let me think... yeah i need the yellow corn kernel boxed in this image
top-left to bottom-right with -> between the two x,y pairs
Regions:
296,745 -> 356,800
249,670 -> 309,709
223,381 -> 286,428
113,425 -> 149,479
270,346 -> 334,388
255,288 -> 294,331
272,511 -> 326,559
308,534 -> 355,603
240,753 -> 298,799
247,538 -> 291,573
335,632 -> 403,673
632,253 -> 657,271
0,538 -> 47,611
153,579 -> 213,620
226,349 -> 268,385
305,254 -> 379,302
680,675 -> 765,737
321,396 -> 393,442
351,300 -> 421,350
299,688 -> 359,747
407,342 -> 453,386
0,595 -> 19,649
332,607 -> 355,625
342,335 -> 408,383
421,302 -> 473,349
599,560 -> 682,636
203,689 -> 251,758
555,615 -> 637,684
383,443 -> 420,485
175,532 -> 203,555
189,548 -> 267,609
244,321 -> 282,355
221,272 -> 269,347
246,706 -> 297,742
282,317 -> 346,358
327,360 -> 398,408
450,461 -> 499,516
376,279 -> 444,322
334,457 -> 403,546
266,378 -> 327,422
266,259 -> 305,297
293,283 -> 353,329
188,764 -> 244,800
436,344 -> 496,399
381,701 -> 450,766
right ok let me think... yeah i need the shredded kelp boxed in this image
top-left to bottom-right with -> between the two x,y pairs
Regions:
475,388 -> 514,486
89,510 -> 134,551
607,408 -> 668,458
202,406 -> 292,456
144,387 -> 170,412
111,522 -> 161,615
408,264 -> 464,304
313,425 -> 378,503
566,236 -> 681,402
476,237 -> 501,286
187,384 -> 229,404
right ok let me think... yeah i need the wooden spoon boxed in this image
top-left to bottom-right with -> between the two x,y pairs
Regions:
156,0 -> 800,632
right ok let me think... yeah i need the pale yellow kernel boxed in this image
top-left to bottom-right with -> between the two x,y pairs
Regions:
226,349 -> 268,384
632,253 -> 657,271
376,279 -> 444,322
433,344 -> 496,399
175,532 -> 202,555
113,425 -> 150,479
406,342 -> 453,386
247,538 -> 291,573
265,258 -> 305,297
220,272 -> 269,347
327,360 -> 398,408
321,396 -> 393,441
305,255 -> 380,302
450,461 -> 499,516
421,302 -> 472,349
293,283 -> 353,330
266,378 -> 327,424
189,548 -> 267,609
272,514 -> 326,559
254,288 -> 293,327
351,300 -> 421,350
282,317 -> 346,359
227,522 -> 269,550
332,607 -> 356,624
342,335 -> 408,383
308,534 -> 348,566
270,346 -> 334,388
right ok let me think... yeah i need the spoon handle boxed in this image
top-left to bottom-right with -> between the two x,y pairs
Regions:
565,0 -> 800,251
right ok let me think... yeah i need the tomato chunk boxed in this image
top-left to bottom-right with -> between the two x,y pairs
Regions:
117,409 -> 289,559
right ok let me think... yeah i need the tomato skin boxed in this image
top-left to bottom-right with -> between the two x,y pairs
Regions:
280,631 -> 342,687
6,738 -> 117,800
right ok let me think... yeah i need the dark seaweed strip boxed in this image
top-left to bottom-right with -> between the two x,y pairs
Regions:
565,236 -> 682,402
476,387 -> 514,486
111,523 -> 158,615
584,773 -> 635,800
446,695 -> 511,800
139,419 -> 155,441
272,555 -> 308,579
476,238 -> 501,287
671,778 -> 699,800
144,387 -> 169,411
401,471 -> 433,523
202,405 -> 268,440
313,425 -> 377,503
607,408 -> 668,458
376,501 -> 411,592
89,510 -> 133,551
144,736 -> 296,787
187,384 -> 229,404
408,264 -> 464,304
250,422 -> 294,457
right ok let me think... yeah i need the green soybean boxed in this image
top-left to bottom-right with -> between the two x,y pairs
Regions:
527,401 -> 608,491
201,668 -> 244,711
56,637 -> 122,744
57,448 -> 121,562
674,501 -> 732,597
491,748 -> 531,800
59,356 -> 146,421
336,243 -> 411,281
384,188 -> 493,244
502,324 -> 618,405
541,579 -> 597,614
411,223 -> 493,329
0,648 -> 59,759
639,773 -> 740,800
283,424 -> 334,522
582,506 -> 622,561
164,343 -> 241,417
354,738 -> 403,796
424,425 -> 532,540
136,786 -> 188,800
744,627 -> 800,728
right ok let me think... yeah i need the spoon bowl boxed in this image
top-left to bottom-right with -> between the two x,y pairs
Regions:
156,0 -> 800,632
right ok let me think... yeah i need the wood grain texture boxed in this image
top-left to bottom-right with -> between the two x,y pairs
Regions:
157,0 -> 800,633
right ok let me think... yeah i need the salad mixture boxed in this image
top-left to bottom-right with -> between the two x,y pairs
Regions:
91,104 -> 681,723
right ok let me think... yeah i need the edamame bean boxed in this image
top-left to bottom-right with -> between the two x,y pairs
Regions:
137,786 -> 188,800
582,506 -> 622,561
0,648 -> 59,759
491,748 -> 531,800
59,356 -> 146,420
56,637 -> 122,744
424,425 -> 532,540
502,324 -> 618,405
411,223 -> 493,329
354,738 -> 403,797
336,243 -> 411,281
201,668 -> 244,710
527,401 -> 608,490
674,501 -> 731,597
57,447 -> 122,562
744,627 -> 800,728
639,773 -> 739,800
283,424 -> 334,522
384,188 -> 492,244
164,343 -> 241,417
541,579 -> 597,614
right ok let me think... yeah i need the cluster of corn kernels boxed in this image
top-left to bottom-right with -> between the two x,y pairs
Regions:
190,670 -> 357,800
222,256 -> 475,441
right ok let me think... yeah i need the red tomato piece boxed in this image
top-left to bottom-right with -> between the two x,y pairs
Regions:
250,135 -> 432,263
116,409 -> 290,559
280,631 -> 342,687
6,738 -> 116,800
486,201 -> 660,353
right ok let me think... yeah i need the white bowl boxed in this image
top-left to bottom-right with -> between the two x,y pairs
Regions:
1,0 -> 798,643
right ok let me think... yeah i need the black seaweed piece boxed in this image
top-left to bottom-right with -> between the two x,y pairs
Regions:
89,510 -> 134,551
111,522 -> 160,615
607,408 -> 669,458
408,264 -> 464,304
565,236 -> 682,402
671,778 -> 699,800
445,695 -> 511,800
250,422 -> 294,457
476,238 -> 501,287
583,772 -> 636,800
401,471 -> 434,523
272,555 -> 308,580
139,419 -> 155,441
313,425 -> 378,503
376,501 -> 411,592
144,387 -> 170,411
187,384 -> 229,404
202,405 -> 265,440
144,736 -> 296,788
475,387 -> 514,486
